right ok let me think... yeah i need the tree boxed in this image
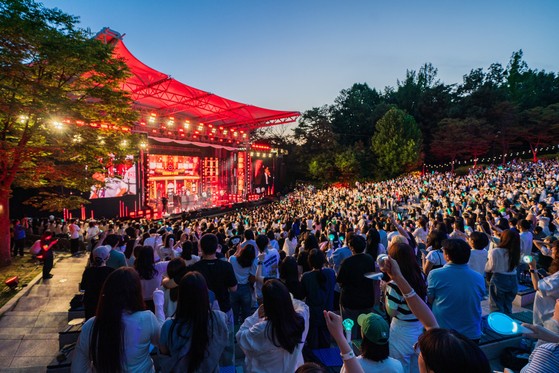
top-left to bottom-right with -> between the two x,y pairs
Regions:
0,0 -> 137,266
371,108 -> 422,178
330,83 -> 382,146
430,119 -> 470,172
520,104 -> 559,162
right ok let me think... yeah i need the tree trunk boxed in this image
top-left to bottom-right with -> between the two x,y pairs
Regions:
0,189 -> 12,267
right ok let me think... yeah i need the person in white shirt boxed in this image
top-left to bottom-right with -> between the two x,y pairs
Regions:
253,235 -> 280,303
68,219 -> 81,256
236,279 -> 309,373
467,232 -> 489,277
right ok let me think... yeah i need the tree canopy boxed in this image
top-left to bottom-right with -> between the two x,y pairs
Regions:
266,49 -> 559,184
0,0 -> 138,265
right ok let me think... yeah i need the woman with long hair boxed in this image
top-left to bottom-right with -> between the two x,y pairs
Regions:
162,257 -> 187,318
485,229 -> 521,314
237,279 -> 309,373
279,256 -> 304,300
135,245 -> 168,312
72,267 -> 163,372
229,244 -> 256,324
179,240 -> 200,266
283,229 -> 297,257
386,243 -> 427,373
301,249 -> 336,349
365,229 -> 385,263
159,271 -> 228,373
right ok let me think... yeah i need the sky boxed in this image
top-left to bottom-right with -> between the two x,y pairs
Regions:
44,0 -> 559,114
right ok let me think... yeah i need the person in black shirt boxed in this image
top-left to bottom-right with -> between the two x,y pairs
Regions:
184,233 -> 237,367
80,246 -> 114,319
337,234 -> 377,339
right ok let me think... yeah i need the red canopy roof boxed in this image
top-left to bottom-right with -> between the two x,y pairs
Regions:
97,28 -> 299,134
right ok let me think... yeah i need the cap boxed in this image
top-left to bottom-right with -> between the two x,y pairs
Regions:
92,246 -> 111,262
357,313 -> 389,345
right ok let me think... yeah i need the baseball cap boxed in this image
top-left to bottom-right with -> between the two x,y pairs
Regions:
92,246 -> 111,262
357,313 -> 389,345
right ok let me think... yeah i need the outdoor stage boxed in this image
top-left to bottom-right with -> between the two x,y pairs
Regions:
67,28 -> 299,221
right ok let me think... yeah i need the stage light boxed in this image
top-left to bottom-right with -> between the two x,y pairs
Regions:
140,142 -> 147,148
250,152 -> 254,156
233,132 -> 238,137
167,117 -> 174,126
184,120 -> 190,128
148,113 -> 156,124
197,125 -> 204,131
211,128 -> 217,134
256,152 -> 260,157
242,133 -> 247,138
52,121 -> 64,130
223,130 -> 228,135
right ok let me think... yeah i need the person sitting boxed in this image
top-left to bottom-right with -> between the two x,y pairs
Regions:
159,271 -> 228,373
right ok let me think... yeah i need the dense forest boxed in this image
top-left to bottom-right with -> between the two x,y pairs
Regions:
257,51 -> 559,183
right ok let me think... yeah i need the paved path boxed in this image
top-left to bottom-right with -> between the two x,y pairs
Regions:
0,253 -> 88,372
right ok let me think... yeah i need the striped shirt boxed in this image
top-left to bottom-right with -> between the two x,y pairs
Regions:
521,343 -> 559,373
385,282 -> 418,322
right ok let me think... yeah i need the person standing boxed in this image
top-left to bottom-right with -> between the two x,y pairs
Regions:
68,219 -> 81,256
39,231 -> 58,279
80,246 -> 114,319
427,239 -> 486,342
12,219 -> 26,257
184,233 -> 237,367
337,234 -> 377,339
485,229 -> 521,314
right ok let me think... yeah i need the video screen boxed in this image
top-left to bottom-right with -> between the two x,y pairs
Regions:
90,155 -> 137,199
252,157 -> 272,193
148,154 -> 200,177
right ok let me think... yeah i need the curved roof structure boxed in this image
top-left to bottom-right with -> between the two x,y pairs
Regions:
97,28 -> 299,137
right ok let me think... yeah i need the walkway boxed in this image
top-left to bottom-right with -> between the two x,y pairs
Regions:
0,253 -> 88,372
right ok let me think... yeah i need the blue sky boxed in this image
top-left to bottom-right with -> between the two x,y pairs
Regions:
45,0 -> 559,113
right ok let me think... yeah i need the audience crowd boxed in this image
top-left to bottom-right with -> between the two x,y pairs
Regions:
12,159 -> 559,372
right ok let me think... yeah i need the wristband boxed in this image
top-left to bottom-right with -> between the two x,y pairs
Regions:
529,269 -> 536,274
403,290 -> 417,299
340,350 -> 356,361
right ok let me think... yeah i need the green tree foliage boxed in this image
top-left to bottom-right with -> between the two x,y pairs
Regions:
371,108 -> 422,178
330,83 -> 383,146
0,0 -> 137,265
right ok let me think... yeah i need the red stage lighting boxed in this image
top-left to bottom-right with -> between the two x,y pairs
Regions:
5,276 -> 19,289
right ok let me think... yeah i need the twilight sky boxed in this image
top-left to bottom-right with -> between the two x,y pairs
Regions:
45,0 -> 559,114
